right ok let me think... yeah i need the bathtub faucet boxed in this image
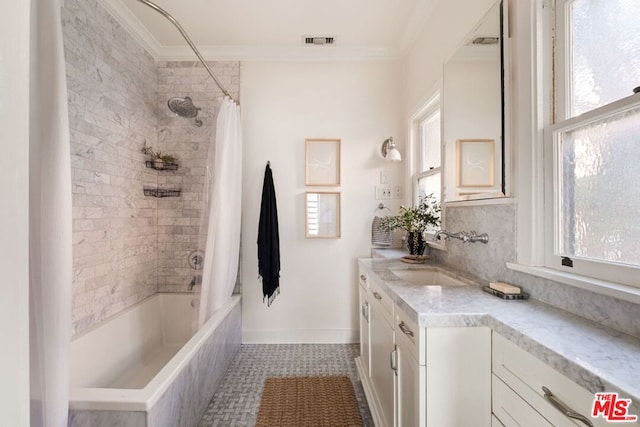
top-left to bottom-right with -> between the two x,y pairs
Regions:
433,230 -> 489,244
188,276 -> 197,291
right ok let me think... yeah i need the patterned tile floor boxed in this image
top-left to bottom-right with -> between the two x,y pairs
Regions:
198,344 -> 373,426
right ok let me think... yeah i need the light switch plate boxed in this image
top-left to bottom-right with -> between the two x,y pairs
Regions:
394,186 -> 402,199
375,186 -> 392,199
379,171 -> 389,184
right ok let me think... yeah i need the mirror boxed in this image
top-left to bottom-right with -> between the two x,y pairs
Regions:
443,0 -> 507,201
305,192 -> 341,238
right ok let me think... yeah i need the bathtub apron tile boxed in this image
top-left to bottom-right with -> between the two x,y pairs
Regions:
147,301 -> 241,427
68,410 -> 146,427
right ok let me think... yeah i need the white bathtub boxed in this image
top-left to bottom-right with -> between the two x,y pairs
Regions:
68,293 -> 241,427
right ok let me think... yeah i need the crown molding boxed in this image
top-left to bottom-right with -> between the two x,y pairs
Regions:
97,0 -> 401,62
96,0 -> 162,59
156,45 -> 401,62
399,0 -> 438,53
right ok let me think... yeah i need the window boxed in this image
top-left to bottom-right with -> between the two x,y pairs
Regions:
547,0 -> 640,287
411,94 -> 441,234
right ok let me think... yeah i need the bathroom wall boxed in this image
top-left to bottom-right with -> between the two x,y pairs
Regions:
63,0 -> 241,334
63,0 -> 160,335
155,61 -> 240,292
405,0 -> 640,339
0,1 -> 30,422
241,60 -> 404,343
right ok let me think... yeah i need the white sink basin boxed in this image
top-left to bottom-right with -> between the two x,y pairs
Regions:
390,268 -> 467,287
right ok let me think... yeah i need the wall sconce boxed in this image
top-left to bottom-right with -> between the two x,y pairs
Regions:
381,137 -> 402,162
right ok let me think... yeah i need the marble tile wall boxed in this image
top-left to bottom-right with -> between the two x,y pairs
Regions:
62,0 -> 159,335
435,204 -> 640,339
63,0 -> 241,334
155,61 -> 240,293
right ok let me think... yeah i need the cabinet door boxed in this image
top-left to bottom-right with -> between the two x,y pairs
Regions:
397,341 -> 425,427
359,287 -> 370,377
426,327 -> 492,427
370,304 -> 395,427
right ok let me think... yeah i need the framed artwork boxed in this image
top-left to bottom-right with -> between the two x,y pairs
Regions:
456,139 -> 495,187
305,139 -> 341,186
305,192 -> 341,239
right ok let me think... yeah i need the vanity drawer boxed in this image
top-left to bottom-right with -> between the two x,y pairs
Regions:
492,374 -> 552,427
493,333 -> 614,427
369,279 -> 393,323
395,306 -> 425,365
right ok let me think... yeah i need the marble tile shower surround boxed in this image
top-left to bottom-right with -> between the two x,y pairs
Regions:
155,61 -> 239,293
435,203 -> 640,339
63,0 -> 240,335
63,0 -> 159,336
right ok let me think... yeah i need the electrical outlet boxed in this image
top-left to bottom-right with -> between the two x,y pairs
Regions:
375,186 -> 392,199
393,186 -> 402,199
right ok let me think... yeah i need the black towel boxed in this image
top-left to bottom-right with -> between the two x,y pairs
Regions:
257,164 -> 280,306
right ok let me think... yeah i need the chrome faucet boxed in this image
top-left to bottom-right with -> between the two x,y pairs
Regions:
433,230 -> 489,244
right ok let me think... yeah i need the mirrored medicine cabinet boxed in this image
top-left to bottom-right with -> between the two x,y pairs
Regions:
442,0 -> 509,202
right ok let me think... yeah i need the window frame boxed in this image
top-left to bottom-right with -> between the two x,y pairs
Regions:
507,0 -> 640,292
545,97 -> 640,287
409,92 -> 442,240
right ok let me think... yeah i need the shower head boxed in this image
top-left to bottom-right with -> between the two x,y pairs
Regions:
167,96 -> 202,126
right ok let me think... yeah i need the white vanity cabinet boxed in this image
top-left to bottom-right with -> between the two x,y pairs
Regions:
356,268 -> 492,427
492,333 -> 615,427
368,278 -> 396,427
395,308 -> 425,427
359,273 -> 370,378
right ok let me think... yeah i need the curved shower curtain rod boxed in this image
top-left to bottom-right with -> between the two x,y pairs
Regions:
133,0 -> 234,102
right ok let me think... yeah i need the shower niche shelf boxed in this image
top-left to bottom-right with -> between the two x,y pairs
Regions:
145,161 -> 179,171
143,188 -> 182,198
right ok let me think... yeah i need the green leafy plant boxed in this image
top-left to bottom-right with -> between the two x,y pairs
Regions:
158,154 -> 177,163
380,194 -> 441,233
141,145 -> 177,164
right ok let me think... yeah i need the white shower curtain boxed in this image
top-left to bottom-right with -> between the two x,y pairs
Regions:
29,0 -> 73,426
198,97 -> 242,327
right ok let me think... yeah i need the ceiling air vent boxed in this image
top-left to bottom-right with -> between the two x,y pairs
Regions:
303,36 -> 336,46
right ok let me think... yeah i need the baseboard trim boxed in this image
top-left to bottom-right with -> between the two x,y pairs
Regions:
242,328 -> 358,344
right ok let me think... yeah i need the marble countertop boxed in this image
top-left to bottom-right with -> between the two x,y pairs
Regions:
358,257 -> 640,413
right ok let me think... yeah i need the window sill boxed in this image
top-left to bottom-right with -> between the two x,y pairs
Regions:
444,197 -> 516,208
506,262 -> 640,305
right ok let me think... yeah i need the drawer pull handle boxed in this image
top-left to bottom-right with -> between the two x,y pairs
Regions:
362,302 -> 369,321
398,321 -> 414,337
390,346 -> 398,373
373,292 -> 382,301
542,386 -> 593,427
360,274 -> 367,282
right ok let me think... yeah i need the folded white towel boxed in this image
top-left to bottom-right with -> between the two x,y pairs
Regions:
371,216 -> 392,246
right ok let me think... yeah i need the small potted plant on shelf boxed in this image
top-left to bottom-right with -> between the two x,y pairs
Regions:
141,145 -> 177,170
380,194 -> 441,256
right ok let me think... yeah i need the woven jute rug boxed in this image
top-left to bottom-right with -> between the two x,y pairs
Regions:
255,375 -> 363,427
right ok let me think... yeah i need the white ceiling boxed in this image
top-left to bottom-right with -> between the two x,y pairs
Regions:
100,0 -> 438,60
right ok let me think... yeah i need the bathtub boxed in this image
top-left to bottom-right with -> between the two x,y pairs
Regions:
68,293 -> 241,427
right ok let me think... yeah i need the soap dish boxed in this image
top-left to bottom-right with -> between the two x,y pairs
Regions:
400,255 -> 431,264
482,286 -> 529,300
